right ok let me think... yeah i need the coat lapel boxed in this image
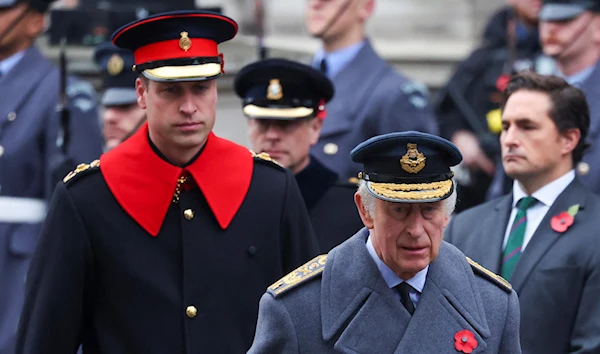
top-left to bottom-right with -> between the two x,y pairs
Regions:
510,178 -> 588,292
321,228 -> 411,354
394,243 -> 490,353
0,47 -> 54,127
320,41 -> 388,138
474,196 -> 513,273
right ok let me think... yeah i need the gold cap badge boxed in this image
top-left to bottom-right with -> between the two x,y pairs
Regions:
179,31 -> 192,52
267,79 -> 283,100
400,143 -> 426,174
107,54 -> 124,76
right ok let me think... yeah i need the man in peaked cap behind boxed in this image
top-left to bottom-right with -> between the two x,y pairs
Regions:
236,58 -> 363,252
16,10 -> 319,354
248,131 -> 522,354
0,0 -> 102,353
93,42 -> 146,151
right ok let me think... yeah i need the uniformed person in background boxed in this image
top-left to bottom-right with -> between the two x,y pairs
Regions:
539,0 -> 600,193
16,11 -> 319,354
235,58 -> 363,253
434,0 -> 547,212
305,0 -> 438,182
248,131 -> 522,354
0,0 -> 102,353
93,42 -> 146,151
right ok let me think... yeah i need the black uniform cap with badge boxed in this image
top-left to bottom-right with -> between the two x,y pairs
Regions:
351,131 -> 463,203
234,58 -> 334,121
93,42 -> 138,106
111,10 -> 238,82
539,0 -> 600,21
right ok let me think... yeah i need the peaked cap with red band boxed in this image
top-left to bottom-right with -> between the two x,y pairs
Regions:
111,10 -> 238,82
100,123 -> 253,236
234,58 -> 334,120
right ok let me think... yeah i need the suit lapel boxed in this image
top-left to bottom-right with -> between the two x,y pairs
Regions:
395,243 -> 490,353
510,179 -> 588,292
320,41 -> 388,138
473,196 -> 513,273
0,47 -> 54,127
321,229 -> 410,354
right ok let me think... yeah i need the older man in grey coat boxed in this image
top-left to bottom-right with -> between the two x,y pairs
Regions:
248,131 -> 521,354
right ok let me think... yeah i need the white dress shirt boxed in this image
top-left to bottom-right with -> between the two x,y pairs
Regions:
0,50 -> 26,78
502,170 -> 575,251
366,234 -> 428,307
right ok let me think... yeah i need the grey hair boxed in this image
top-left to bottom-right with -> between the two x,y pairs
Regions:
357,180 -> 457,217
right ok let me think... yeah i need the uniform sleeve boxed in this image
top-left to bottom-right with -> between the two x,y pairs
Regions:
280,169 -> 320,274
247,293 -> 299,354
499,290 -> 523,354
16,183 -> 93,354
66,79 -> 104,163
569,250 -> 600,353
379,81 -> 439,136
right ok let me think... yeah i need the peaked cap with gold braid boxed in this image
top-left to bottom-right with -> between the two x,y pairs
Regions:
350,131 -> 463,203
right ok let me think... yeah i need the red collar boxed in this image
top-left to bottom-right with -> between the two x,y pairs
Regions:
100,123 -> 253,236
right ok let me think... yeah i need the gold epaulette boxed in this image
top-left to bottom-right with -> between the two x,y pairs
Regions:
63,159 -> 101,184
467,257 -> 512,294
250,150 -> 283,168
268,255 -> 327,297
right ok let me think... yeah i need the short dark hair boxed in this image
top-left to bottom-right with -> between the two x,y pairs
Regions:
501,72 -> 590,163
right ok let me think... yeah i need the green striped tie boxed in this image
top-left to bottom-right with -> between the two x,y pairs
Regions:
501,196 -> 537,281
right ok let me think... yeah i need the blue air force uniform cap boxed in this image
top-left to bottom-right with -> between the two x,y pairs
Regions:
540,0 -> 600,21
93,42 -> 138,106
234,58 -> 334,120
0,0 -> 54,12
111,10 -> 238,82
350,131 -> 462,203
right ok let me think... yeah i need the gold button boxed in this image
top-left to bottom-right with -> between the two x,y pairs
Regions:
0,145 -> 3,157
186,305 -> 197,318
7,111 -> 16,121
323,143 -> 338,155
577,162 -> 590,176
183,209 -> 194,220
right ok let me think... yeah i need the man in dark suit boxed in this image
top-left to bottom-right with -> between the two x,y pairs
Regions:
249,131 -> 522,354
304,0 -> 438,181
93,42 -> 146,151
0,0 -> 102,352
16,11 -> 319,354
445,72 -> 600,353
235,58 -> 363,252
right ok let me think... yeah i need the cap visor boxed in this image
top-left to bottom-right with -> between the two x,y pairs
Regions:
539,4 -> 585,21
243,105 -> 314,120
142,63 -> 222,82
101,88 -> 138,106
366,180 -> 454,203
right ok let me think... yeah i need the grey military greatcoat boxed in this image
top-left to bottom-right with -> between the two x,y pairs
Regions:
248,228 -> 522,354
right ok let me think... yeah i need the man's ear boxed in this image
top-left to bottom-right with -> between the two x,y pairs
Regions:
359,0 -> 376,22
136,78 -> 147,109
355,192 -> 374,229
308,117 -> 323,146
561,128 -> 581,157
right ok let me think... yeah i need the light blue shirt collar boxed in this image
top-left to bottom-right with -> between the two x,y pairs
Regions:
313,40 -> 366,79
365,234 -> 428,293
0,50 -> 26,78
512,170 -> 575,208
557,64 -> 596,87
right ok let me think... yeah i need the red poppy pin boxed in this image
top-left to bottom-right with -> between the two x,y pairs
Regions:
454,330 -> 478,353
550,204 -> 579,233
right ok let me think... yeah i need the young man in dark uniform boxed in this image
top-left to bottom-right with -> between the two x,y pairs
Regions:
16,11 -> 319,354
235,58 -> 363,252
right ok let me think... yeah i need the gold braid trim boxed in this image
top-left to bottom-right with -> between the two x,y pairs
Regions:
369,179 -> 452,200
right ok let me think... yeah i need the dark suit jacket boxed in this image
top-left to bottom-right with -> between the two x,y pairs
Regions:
310,40 -> 438,180
445,178 -> 600,354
